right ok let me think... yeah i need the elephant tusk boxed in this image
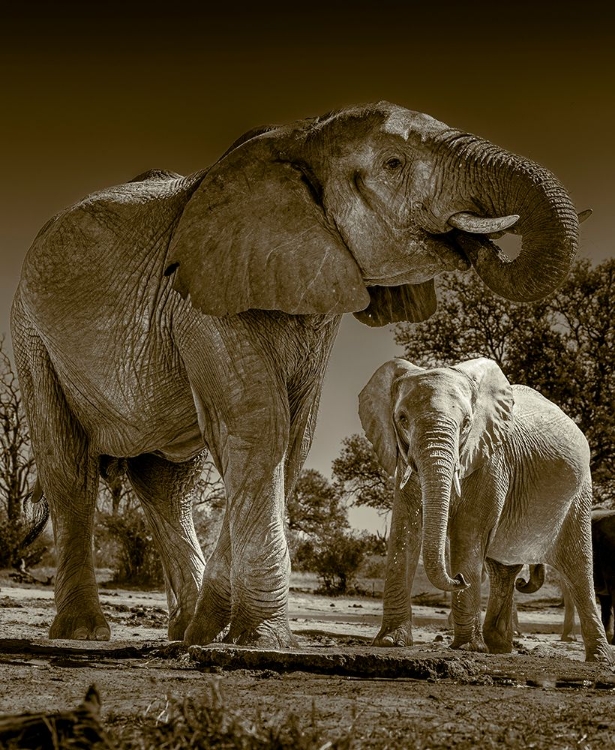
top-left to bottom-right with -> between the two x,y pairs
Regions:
400,464 -> 413,489
453,469 -> 462,497
447,212 -> 520,235
578,209 -> 592,224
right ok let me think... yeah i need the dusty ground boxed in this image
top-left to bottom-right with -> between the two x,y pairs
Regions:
1,571 -> 615,748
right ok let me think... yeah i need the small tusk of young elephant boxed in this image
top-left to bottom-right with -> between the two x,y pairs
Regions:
399,464 -> 413,489
577,208 -> 593,224
453,468 -> 462,497
447,212 -> 520,235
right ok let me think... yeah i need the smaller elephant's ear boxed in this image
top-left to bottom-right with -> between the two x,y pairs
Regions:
359,359 -> 423,477
453,358 -> 514,477
353,281 -> 437,327
165,129 -> 370,317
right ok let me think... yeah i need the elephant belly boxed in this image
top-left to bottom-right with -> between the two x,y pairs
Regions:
487,516 -> 566,565
87,396 -> 204,460
56,360 -> 205,460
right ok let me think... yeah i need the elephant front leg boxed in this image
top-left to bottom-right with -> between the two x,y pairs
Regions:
126,453 -> 207,640
186,438 -> 293,648
226,457 -> 293,647
374,477 -> 422,647
483,559 -> 523,654
448,538 -> 486,652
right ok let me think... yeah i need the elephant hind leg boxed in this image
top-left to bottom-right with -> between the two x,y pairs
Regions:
559,575 -> 577,642
11,322 -> 107,640
126,453 -> 208,640
483,559 -> 523,654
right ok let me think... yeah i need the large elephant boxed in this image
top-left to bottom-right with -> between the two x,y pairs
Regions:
12,102 -> 584,648
359,357 -> 611,662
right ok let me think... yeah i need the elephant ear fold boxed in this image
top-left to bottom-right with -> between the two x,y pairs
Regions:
353,281 -> 437,327
359,359 -> 423,477
165,130 -> 370,316
453,358 -> 514,477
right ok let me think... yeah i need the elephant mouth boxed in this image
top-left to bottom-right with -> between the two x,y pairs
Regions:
363,233 -> 473,287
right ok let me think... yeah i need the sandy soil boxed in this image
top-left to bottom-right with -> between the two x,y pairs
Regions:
1,574 -> 615,748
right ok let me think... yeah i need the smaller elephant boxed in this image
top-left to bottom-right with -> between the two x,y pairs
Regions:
359,357 -> 611,662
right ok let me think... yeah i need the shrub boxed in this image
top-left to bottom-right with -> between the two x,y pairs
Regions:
97,504 -> 163,587
298,530 -> 368,595
0,515 -> 48,569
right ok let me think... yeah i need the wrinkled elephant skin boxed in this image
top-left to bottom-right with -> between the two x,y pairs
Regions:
360,357 -> 612,663
12,102 -> 583,647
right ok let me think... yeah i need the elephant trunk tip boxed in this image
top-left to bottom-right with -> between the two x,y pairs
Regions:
424,561 -> 471,592
453,572 -> 470,589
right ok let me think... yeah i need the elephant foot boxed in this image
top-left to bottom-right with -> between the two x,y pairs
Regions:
560,633 -> 577,642
225,619 -> 296,649
451,636 -> 488,653
585,642 -> 614,664
168,609 -> 195,641
49,608 -> 110,641
183,614 -> 229,646
485,639 -> 513,655
484,629 -> 514,654
373,621 -> 413,647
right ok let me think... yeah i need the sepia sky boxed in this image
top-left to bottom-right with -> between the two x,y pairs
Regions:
1,1 -> 613,530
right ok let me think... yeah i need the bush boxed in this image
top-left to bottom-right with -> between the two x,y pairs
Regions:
359,554 -> 386,580
0,513 -> 49,569
97,505 -> 163,587
297,531 -> 368,595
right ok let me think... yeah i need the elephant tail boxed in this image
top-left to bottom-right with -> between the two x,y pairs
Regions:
515,564 -> 546,594
20,480 -> 50,549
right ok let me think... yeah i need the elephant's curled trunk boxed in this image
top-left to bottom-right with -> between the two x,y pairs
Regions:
444,134 -> 579,302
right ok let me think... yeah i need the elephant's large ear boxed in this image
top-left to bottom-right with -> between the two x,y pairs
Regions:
353,281 -> 437,327
453,358 -> 514,477
165,130 -> 370,316
359,359 -> 423,477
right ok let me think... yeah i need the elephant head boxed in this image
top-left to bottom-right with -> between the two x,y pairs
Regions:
165,101 -> 581,325
359,357 -> 514,591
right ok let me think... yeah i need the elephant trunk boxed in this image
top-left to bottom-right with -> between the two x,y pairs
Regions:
443,134 -> 579,302
515,564 -> 546,594
416,419 -> 469,592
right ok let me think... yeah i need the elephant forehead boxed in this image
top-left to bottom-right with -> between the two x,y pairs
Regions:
381,109 -> 449,142
397,369 -> 473,408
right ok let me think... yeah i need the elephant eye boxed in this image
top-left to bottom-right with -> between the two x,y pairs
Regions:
384,157 -> 403,171
398,412 -> 409,428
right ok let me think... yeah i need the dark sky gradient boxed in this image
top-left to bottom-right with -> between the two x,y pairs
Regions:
1,2 -> 613,528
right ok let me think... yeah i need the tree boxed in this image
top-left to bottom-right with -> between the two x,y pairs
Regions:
296,530 -> 369,594
332,434 -> 394,512
394,258 -> 615,502
287,468 -> 348,537
0,337 -> 45,568
286,468 -> 368,594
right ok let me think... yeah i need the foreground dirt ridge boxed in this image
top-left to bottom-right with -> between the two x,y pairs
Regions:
2,637 -> 615,686
2,582 -> 615,748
